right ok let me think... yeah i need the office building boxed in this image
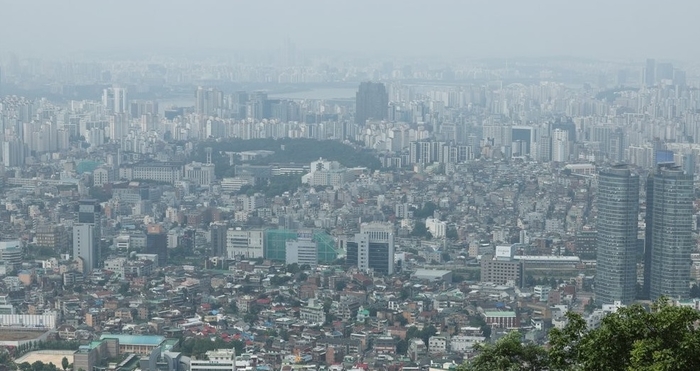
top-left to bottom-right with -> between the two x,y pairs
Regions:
78,199 -> 102,225
184,162 -> 216,186
511,126 -> 533,157
596,165 -> 639,304
345,223 -> 394,275
226,228 -> 264,259
209,222 -> 228,257
146,224 -> 168,266
73,223 -> 98,275
73,199 -> 102,275
285,230 -> 317,267
120,162 -> 183,184
355,81 -> 388,124
35,224 -> 68,250
480,245 -> 524,288
647,165 -> 693,301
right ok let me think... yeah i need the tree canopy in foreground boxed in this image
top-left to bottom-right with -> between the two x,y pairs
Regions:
458,298 -> 700,371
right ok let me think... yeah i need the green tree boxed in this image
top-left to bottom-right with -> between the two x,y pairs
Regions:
461,298 -> 700,371
575,299 -> 700,371
396,339 -> 409,355
457,331 -> 548,371
411,221 -> 432,239
61,357 -> 69,371
446,227 -> 459,240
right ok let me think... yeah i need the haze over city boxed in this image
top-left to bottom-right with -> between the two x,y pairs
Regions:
2,0 -> 700,60
0,1 -> 700,371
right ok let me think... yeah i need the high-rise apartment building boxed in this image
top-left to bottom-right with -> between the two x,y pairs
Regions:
195,87 -> 223,117
595,165 -> 639,304
355,82 -> 388,124
102,87 -> 128,114
2,139 -> 28,167
551,129 -> 570,163
647,165 -> 693,301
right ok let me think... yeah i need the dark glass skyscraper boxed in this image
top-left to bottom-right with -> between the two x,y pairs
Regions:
355,82 -> 388,124
596,165 -> 639,304
210,222 -> 228,257
648,165 -> 693,301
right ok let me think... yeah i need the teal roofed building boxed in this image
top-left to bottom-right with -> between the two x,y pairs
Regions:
77,161 -> 102,174
99,334 -> 165,355
264,229 -> 341,263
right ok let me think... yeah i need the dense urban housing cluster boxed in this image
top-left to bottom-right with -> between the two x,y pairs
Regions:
0,49 -> 698,371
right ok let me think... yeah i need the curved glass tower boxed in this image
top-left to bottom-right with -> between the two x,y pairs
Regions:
596,165 -> 639,304
649,166 -> 693,301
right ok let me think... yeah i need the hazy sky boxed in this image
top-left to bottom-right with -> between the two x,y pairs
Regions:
1,0 -> 698,61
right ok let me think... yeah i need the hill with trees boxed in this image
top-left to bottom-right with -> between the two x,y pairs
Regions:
459,299 -> 700,371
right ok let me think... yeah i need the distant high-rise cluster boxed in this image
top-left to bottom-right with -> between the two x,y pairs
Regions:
355,81 -> 388,124
644,58 -> 686,87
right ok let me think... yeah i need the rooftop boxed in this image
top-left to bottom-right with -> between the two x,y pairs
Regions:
99,334 -> 165,346
483,311 -> 517,318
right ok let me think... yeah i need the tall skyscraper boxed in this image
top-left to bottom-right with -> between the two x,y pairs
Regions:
644,58 -> 656,87
596,165 -> 639,304
355,82 -> 388,124
647,165 -> 693,301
